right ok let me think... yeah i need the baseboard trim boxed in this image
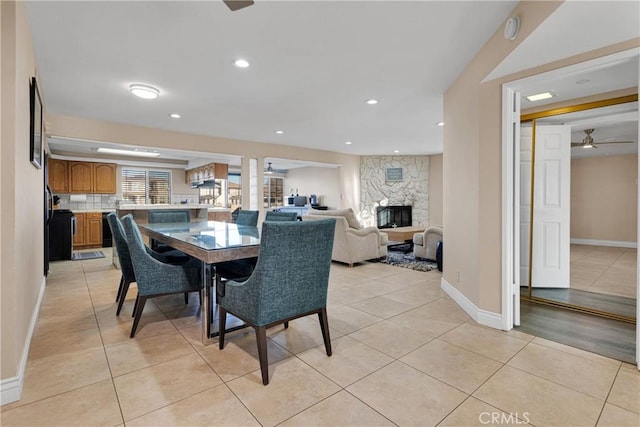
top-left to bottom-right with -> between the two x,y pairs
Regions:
570,238 -> 637,249
0,276 -> 46,405
441,278 -> 504,330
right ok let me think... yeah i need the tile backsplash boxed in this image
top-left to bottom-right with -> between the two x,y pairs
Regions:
55,194 -> 119,211
54,193 -> 200,210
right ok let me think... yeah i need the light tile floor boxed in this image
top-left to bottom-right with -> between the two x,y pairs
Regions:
1,250 -> 638,426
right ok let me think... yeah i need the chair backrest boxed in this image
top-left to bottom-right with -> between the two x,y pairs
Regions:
232,219 -> 336,325
265,211 -> 298,222
120,214 -> 160,294
105,213 -> 135,281
147,209 -> 190,224
236,210 -> 259,226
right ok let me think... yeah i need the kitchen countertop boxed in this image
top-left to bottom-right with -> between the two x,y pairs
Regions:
207,207 -> 231,212
116,204 -> 210,210
68,209 -> 116,213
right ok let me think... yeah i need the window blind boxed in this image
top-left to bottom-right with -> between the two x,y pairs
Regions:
122,169 -> 170,204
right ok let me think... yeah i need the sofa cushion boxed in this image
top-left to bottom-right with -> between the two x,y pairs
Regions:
308,208 -> 361,229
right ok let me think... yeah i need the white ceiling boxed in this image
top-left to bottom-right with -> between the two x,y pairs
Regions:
28,1 -> 638,167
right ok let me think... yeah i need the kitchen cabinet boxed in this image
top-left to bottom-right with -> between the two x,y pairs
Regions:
48,159 -> 69,193
185,162 -> 228,184
69,161 -> 116,194
73,213 -> 86,246
73,212 -> 103,247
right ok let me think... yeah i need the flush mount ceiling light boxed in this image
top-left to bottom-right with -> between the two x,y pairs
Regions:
525,91 -> 555,102
436,122 -> 444,126
345,141 -> 352,145
365,99 -> 379,105
169,113 -> 181,119
234,59 -> 250,68
274,130 -> 284,135
393,150 -> 400,153
265,162 -> 274,174
129,84 -> 160,99
97,147 -> 160,157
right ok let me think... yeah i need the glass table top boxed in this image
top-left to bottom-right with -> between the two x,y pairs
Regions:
140,221 -> 260,251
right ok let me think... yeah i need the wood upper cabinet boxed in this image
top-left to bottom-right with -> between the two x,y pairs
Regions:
48,159 -> 69,193
93,163 -> 117,193
214,163 -> 228,179
69,161 -> 116,194
69,162 -> 93,193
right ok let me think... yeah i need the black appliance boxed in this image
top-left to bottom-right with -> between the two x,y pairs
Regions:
102,212 -> 113,247
49,209 -> 75,261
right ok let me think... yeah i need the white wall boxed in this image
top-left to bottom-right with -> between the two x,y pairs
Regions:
284,166 -> 341,209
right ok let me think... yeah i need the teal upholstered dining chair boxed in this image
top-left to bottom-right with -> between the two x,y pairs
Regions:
121,214 -> 201,337
235,209 -> 259,226
218,218 -> 336,385
265,211 -> 298,221
215,209 -> 297,291
147,209 -> 190,253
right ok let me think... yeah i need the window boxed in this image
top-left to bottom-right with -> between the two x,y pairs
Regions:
263,176 -> 283,208
122,169 -> 171,204
228,173 -> 242,211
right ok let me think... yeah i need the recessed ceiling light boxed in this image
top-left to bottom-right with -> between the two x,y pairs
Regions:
97,147 -> 160,157
436,122 -> 444,126
234,59 -> 250,68
576,79 -> 590,85
345,141 -> 352,145
393,150 -> 399,153
274,130 -> 284,135
169,113 -> 181,119
525,92 -> 555,102
365,99 -> 379,105
129,84 -> 159,99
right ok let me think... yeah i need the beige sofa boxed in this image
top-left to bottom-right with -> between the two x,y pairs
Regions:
303,208 -> 388,266
413,226 -> 443,260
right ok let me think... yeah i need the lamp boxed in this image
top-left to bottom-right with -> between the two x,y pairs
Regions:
265,162 -> 274,174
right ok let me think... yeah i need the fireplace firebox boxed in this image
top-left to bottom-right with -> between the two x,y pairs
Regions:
376,205 -> 412,229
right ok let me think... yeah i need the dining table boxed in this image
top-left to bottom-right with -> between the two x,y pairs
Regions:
138,220 -> 260,344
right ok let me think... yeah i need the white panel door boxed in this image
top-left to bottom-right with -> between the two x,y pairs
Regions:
520,126 -> 533,286
532,125 -> 571,288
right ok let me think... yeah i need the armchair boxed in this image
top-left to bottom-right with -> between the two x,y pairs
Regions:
303,208 -> 387,266
218,219 -> 336,385
121,215 -> 201,337
413,225 -> 443,261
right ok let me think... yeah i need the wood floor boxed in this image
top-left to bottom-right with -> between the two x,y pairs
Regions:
525,287 -> 636,319
517,300 -> 636,364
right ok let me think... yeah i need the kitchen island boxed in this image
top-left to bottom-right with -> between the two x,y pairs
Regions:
116,204 -> 209,223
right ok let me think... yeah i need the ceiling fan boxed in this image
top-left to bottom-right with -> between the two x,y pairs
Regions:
570,128 -> 634,149
224,0 -> 254,11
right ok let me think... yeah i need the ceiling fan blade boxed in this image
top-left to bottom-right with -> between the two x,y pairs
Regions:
570,143 -> 584,147
224,0 -> 254,11
592,141 -> 635,145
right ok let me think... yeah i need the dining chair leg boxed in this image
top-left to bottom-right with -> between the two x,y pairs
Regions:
318,308 -> 332,356
255,326 -> 269,385
184,293 -> 189,304
132,294 -> 140,317
116,279 -> 133,316
218,306 -> 227,349
115,275 -> 124,302
130,296 -> 147,338
284,321 -> 289,329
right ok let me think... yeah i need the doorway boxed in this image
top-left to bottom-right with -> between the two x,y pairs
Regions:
521,99 -> 638,323
501,49 -> 640,364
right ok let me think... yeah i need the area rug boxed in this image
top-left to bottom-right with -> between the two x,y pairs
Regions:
378,251 -> 437,272
71,251 -> 105,261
